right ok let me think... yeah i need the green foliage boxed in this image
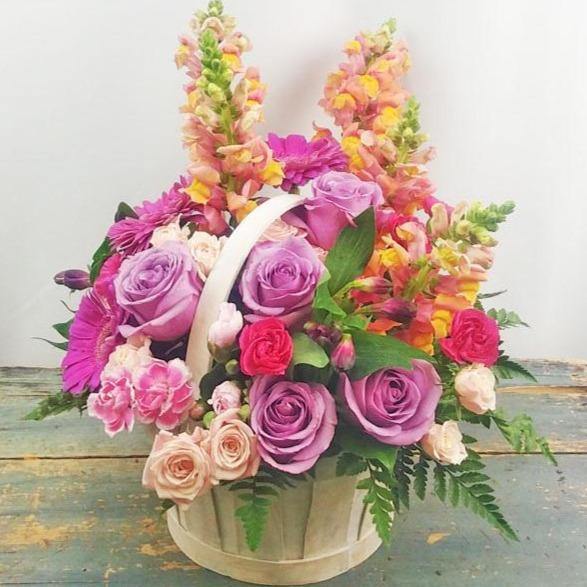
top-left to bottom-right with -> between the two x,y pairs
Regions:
25,391 -> 89,421
336,452 -> 368,477
325,208 -> 375,294
291,333 -> 329,368
357,460 -> 396,544
336,426 -> 398,471
466,201 -> 516,232
478,290 -> 507,300
490,410 -> 556,465
229,467 -> 308,551
413,452 -> 430,501
89,237 -> 112,283
390,446 -> 416,511
160,499 -> 175,516
199,362 -> 228,402
52,319 -> 72,340
33,337 -> 68,351
349,329 -> 432,379
312,278 -> 347,321
391,98 -> 428,164
114,201 -> 138,222
433,451 -> 519,541
493,356 -> 537,382
487,308 -> 529,329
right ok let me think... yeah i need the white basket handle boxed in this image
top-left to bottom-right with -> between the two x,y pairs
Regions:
185,190 -> 309,394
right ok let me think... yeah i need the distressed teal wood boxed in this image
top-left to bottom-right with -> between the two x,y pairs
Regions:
0,363 -> 585,586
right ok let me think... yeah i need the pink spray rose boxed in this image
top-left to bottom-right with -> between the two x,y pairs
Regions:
142,427 -> 216,508
209,408 -> 260,481
208,302 -> 243,349
421,421 -> 467,465
133,358 -> 194,430
239,236 -> 324,326
87,368 -> 134,437
440,309 -> 500,366
209,381 -> 242,414
285,171 -> 383,249
249,376 -> 337,474
338,360 -> 442,445
454,364 -> 497,414
114,241 -> 203,341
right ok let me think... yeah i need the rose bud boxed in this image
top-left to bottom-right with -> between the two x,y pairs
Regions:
378,298 -> 417,324
330,334 -> 356,371
350,276 -> 392,294
189,402 -> 208,421
304,322 -> 341,347
53,269 -> 91,291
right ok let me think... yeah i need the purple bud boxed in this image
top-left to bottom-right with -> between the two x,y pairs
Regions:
331,334 -> 356,371
378,298 -> 417,324
54,269 -> 91,291
350,276 -> 392,294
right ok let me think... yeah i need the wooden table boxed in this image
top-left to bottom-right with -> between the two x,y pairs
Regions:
1,360 -> 586,586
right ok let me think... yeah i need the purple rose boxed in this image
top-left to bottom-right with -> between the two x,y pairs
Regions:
114,241 -> 203,341
249,376 -> 337,473
338,360 -> 442,445
239,236 -> 324,326
285,171 -> 384,249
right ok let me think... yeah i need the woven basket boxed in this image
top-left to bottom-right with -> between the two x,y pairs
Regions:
166,191 -> 383,585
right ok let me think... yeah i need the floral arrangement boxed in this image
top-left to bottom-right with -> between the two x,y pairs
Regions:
32,0 -> 554,553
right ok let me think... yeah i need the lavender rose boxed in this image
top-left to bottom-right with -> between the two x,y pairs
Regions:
285,171 -> 384,249
239,236 -> 324,326
249,376 -> 337,474
115,241 -> 203,341
338,359 -> 442,445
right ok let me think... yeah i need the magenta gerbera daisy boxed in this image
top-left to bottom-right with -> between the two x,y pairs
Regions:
61,287 -> 125,394
267,133 -> 348,192
107,176 -> 205,257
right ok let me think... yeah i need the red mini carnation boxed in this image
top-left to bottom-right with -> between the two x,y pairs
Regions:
440,309 -> 500,366
239,318 -> 293,376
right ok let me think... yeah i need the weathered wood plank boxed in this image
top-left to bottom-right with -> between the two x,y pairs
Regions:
1,363 -> 585,459
0,455 -> 584,586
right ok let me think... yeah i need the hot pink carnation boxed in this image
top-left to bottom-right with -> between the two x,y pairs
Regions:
267,133 -> 347,192
133,358 -> 194,430
87,368 -> 134,437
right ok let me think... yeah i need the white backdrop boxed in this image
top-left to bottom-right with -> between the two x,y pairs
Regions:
1,0 -> 586,367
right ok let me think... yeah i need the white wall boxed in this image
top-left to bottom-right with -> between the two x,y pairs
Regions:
1,0 -> 586,367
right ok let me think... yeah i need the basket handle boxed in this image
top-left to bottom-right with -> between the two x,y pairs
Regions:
185,190 -> 308,394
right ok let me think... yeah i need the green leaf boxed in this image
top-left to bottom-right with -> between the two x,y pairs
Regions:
390,446 -> 416,511
487,308 -> 529,329
52,319 -> 73,340
160,499 -> 175,515
342,314 -> 369,330
312,278 -> 347,320
349,329 -> 432,379
291,333 -> 329,368
325,207 -> 375,294
33,337 -> 68,351
413,453 -> 429,501
89,237 -> 113,283
478,290 -> 507,300
199,362 -> 228,402
229,466 -> 310,551
436,456 -> 520,541
114,201 -> 138,222
358,460 -> 395,545
25,391 -> 89,421
490,410 -> 556,465
336,452 -> 368,477
337,426 -> 398,471
493,357 -> 537,383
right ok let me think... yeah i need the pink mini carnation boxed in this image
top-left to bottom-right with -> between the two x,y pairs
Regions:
87,368 -> 134,437
133,358 -> 194,430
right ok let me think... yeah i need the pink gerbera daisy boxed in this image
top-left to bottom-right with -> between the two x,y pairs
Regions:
61,286 -> 125,394
267,133 -> 348,192
107,176 -> 205,257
